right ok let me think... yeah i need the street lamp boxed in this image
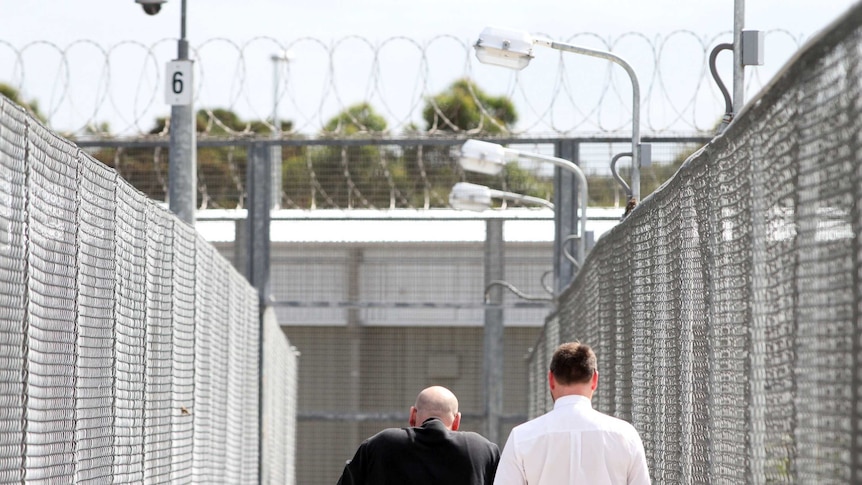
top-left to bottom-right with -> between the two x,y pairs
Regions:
458,141 -> 566,445
458,139 -> 588,269
449,182 -> 554,212
473,26 -> 650,204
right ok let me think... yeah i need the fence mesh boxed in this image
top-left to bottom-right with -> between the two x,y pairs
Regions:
529,5 -> 862,483
0,93 -> 298,483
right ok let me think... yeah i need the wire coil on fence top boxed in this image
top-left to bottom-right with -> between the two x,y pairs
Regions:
0,31 -> 805,137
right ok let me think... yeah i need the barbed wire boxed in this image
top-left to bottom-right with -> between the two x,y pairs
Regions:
0,30 -> 807,137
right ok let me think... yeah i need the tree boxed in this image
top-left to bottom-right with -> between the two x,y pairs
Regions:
91,107 -> 299,209
413,79 -> 549,208
0,83 -> 45,121
422,78 -> 516,134
305,103 -> 400,208
322,102 -> 387,135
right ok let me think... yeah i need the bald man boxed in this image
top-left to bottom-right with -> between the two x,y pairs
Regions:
336,386 -> 500,485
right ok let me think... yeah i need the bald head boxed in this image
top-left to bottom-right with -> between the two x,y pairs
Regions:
409,386 -> 461,430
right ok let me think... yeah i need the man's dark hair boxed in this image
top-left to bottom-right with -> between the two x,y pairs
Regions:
549,342 -> 596,385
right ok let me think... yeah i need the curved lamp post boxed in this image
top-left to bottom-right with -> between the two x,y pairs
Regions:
473,27 -> 649,204
458,139 -> 588,269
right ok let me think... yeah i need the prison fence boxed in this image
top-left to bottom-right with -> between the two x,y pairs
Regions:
0,93 -> 298,484
529,4 -> 862,484
1,30 -> 808,138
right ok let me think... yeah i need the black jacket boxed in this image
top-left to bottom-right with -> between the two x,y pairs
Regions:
336,418 -> 500,485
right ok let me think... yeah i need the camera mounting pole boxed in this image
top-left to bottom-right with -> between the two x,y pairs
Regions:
167,0 -> 196,225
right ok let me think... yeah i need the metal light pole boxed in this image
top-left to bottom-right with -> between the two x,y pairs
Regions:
270,52 -> 292,209
733,0 -> 745,114
473,27 -> 645,203
459,140 -> 589,273
458,139 -> 588,441
168,0 -> 196,225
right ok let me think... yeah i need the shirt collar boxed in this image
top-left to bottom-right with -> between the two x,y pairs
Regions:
553,394 -> 593,410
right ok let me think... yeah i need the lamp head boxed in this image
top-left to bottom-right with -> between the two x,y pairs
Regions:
271,50 -> 295,62
459,139 -> 513,175
449,182 -> 493,212
474,27 -> 535,70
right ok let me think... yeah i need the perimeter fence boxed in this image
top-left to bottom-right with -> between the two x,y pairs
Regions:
529,5 -> 862,483
0,30 -> 808,137
0,93 -> 298,483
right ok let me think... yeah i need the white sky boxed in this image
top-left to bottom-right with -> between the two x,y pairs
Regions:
7,0 -> 857,43
3,0 -> 860,135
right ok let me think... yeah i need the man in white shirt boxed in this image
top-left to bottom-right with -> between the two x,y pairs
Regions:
494,342 -> 651,485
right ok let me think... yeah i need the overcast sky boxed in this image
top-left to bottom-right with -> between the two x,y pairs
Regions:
3,0 -> 859,135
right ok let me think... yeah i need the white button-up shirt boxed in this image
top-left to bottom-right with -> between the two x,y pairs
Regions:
494,395 -> 650,485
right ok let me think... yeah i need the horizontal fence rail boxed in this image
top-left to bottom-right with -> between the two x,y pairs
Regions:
530,5 -> 862,483
72,135 -> 710,212
0,93 -> 298,484
0,31 -> 806,137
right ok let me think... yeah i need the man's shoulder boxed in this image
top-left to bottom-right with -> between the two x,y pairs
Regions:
592,410 -> 639,432
509,406 -> 641,442
455,430 -> 498,447
363,426 -> 411,447
451,430 -> 501,460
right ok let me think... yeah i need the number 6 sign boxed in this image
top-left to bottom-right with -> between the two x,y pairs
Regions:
165,60 -> 193,105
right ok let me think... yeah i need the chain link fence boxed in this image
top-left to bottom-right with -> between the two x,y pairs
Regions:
0,94 -> 297,483
530,5 -> 862,483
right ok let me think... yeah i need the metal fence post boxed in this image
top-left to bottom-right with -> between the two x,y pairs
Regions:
246,142 -> 272,303
733,0 -> 745,114
553,140 -> 581,293
168,0 -> 196,226
246,142 -> 271,484
483,219 -> 504,444
346,248 -> 363,448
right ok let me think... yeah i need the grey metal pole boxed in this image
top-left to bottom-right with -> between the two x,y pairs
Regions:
168,0 -> 196,225
246,142 -> 272,306
553,141 -> 578,295
732,0 -> 745,114
528,147 -> 588,293
483,219 -> 504,444
346,248 -> 363,449
270,54 -> 285,209
247,142 -> 272,485
542,39 -> 640,203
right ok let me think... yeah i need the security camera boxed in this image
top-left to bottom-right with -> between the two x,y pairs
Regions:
135,0 -> 167,15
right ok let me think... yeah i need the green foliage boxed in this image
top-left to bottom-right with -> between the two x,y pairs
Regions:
147,108 -> 293,136
91,147 -> 169,202
302,103 -> 393,207
322,102 -> 387,135
422,78 -> 516,134
501,164 -> 553,202
93,107 -> 303,209
0,83 -> 45,122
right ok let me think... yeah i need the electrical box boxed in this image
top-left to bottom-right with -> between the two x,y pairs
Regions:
639,143 -> 652,168
742,30 -> 765,66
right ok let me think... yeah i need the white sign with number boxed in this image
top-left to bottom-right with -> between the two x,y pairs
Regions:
165,60 -> 193,106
